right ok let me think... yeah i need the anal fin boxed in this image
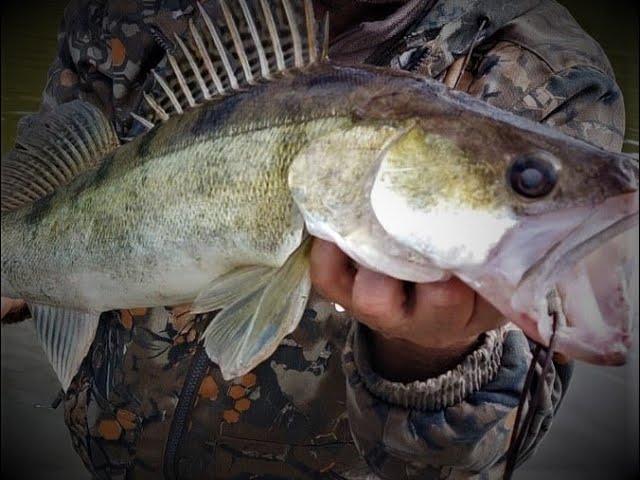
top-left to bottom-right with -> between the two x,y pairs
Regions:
199,238 -> 312,380
29,304 -> 100,391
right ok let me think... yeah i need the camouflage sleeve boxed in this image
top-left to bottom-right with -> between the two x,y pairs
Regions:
413,0 -> 625,152
342,322 -> 573,479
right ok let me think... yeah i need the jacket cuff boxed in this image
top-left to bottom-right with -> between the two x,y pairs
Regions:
345,322 -> 505,411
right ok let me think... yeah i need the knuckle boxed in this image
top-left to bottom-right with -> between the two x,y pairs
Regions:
310,268 -> 339,300
425,279 -> 471,307
352,292 -> 390,321
309,262 -> 331,289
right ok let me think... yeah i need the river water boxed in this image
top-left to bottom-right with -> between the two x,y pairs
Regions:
1,1 -> 638,478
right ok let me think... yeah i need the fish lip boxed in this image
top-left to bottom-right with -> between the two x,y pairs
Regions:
508,194 -> 637,363
518,193 -> 638,292
555,329 -> 631,365
548,210 -> 637,284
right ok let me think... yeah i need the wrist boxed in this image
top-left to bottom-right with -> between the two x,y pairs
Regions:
368,328 -> 480,382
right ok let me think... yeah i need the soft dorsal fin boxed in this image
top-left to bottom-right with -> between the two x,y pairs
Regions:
1,100 -> 119,212
133,0 -> 328,131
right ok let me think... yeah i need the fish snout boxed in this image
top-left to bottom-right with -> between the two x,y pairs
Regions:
608,156 -> 639,194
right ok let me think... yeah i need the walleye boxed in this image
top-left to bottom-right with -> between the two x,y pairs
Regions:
1,0 -> 638,391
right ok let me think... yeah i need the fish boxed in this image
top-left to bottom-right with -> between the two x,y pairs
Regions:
1,0 -> 637,391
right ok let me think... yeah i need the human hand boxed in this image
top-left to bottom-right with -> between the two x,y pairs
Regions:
310,238 -> 507,381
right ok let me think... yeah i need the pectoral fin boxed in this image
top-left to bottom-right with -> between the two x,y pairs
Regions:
191,265 -> 274,314
29,304 -> 100,391
199,238 -> 312,380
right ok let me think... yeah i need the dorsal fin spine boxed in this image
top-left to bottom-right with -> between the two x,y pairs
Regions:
49,119 -> 85,164
220,0 -> 255,85
76,104 -> 112,154
56,137 -> 84,175
70,115 -> 98,153
131,112 -> 155,130
143,92 -> 170,121
259,0 -> 286,71
14,150 -> 66,184
198,2 -> 241,91
168,55 -> 196,107
19,127 -> 75,179
189,19 -> 226,95
57,120 -> 95,174
322,13 -> 330,59
4,170 -> 48,197
239,0 -> 271,79
281,0 -> 303,67
304,0 -> 317,64
174,33 -> 212,100
136,1 -> 325,128
5,167 -> 52,195
4,191 -> 30,208
167,53 -> 196,107
152,70 -> 184,114
40,144 -> 74,179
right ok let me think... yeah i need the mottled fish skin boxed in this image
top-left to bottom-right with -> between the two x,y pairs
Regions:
0,65 -> 385,310
0,87 -> 347,309
0,65 -> 420,311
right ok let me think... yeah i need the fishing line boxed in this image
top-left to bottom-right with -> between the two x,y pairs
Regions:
504,343 -> 541,475
452,18 -> 487,89
503,305 -> 559,479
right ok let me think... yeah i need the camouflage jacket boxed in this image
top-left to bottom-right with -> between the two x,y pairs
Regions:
28,0 -> 624,478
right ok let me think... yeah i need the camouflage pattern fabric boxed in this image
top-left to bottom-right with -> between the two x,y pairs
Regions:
22,0 -> 623,478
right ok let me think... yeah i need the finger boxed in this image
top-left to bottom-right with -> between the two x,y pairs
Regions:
411,277 -> 476,344
414,276 -> 474,310
1,298 -> 10,319
465,293 -> 507,336
1,297 -> 27,320
351,266 -> 407,332
309,238 -> 355,309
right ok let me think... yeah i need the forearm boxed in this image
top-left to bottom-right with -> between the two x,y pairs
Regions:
343,322 -> 573,478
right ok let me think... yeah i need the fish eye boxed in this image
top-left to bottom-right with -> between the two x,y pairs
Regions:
508,153 -> 558,198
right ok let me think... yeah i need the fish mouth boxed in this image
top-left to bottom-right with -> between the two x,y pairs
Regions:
520,193 -> 638,290
512,192 -> 639,364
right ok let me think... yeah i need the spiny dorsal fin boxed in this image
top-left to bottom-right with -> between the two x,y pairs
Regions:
133,0 -> 326,130
1,100 -> 119,212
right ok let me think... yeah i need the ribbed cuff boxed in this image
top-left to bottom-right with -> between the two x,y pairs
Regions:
347,322 -> 505,411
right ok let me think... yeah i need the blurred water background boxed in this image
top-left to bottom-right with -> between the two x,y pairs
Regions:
1,0 -> 638,478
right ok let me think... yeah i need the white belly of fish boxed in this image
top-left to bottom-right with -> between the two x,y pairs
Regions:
66,249 -> 235,312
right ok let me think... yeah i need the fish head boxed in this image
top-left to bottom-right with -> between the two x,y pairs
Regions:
366,85 -> 638,365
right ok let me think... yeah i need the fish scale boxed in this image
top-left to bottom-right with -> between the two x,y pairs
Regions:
3,114 -> 343,306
